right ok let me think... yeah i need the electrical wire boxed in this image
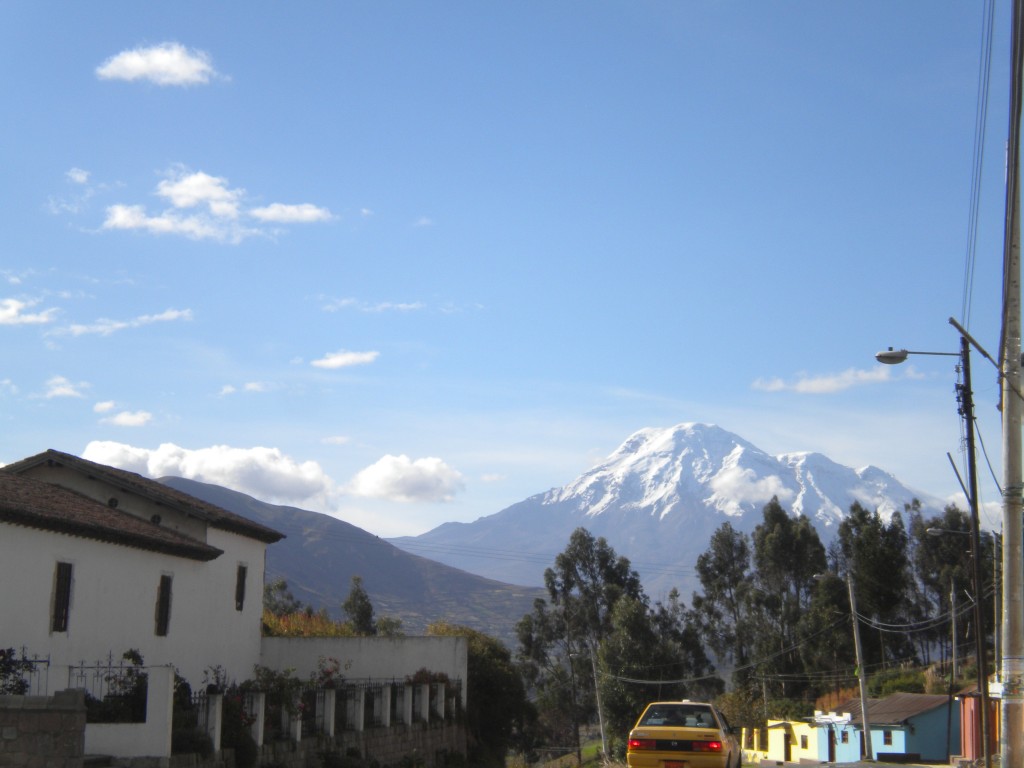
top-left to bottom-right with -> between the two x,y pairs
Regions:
961,0 -> 997,327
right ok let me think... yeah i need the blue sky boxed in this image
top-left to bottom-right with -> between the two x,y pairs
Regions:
1,1 -> 1014,537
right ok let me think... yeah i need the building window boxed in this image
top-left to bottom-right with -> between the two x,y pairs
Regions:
52,562 -> 72,632
800,735 -> 808,749
235,564 -> 247,611
841,730 -> 849,743
883,730 -> 893,746
155,575 -> 172,636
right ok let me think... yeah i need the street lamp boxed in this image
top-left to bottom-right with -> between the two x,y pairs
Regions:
816,571 -> 872,760
876,328 -> 992,768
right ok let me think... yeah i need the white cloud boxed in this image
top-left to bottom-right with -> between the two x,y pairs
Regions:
348,454 -> 465,502
219,385 -> 237,396
67,168 -> 90,184
103,204 -> 240,241
311,350 -> 380,369
414,216 -> 434,227
0,298 -> 57,325
82,441 -> 336,508
244,382 -> 270,392
58,308 -> 192,337
322,435 -> 351,445
96,43 -> 219,86
48,169 -> 104,215
102,168 -> 331,243
44,376 -> 87,399
158,171 -> 242,218
0,379 -> 18,396
751,366 -> 892,394
93,401 -> 116,413
709,466 -> 795,508
250,203 -> 334,223
101,410 -> 153,427
322,297 -> 425,313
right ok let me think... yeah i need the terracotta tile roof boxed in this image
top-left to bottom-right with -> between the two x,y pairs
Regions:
0,473 -> 223,561
2,449 -> 284,544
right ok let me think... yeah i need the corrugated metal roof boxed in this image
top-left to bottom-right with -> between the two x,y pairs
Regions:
836,692 -> 953,726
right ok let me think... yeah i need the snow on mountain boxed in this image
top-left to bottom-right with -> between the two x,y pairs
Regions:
389,423 -> 945,600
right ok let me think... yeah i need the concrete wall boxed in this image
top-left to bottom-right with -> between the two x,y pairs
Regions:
84,666 -> 174,760
260,636 -> 469,705
0,522 -> 266,690
0,688 -> 86,768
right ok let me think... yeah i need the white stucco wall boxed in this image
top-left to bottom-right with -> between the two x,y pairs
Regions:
0,521 -> 266,690
260,636 -> 469,705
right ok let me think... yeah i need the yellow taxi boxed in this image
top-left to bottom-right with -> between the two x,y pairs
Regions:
626,700 -> 741,768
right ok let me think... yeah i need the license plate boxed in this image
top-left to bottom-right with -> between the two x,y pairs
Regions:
664,762 -> 687,768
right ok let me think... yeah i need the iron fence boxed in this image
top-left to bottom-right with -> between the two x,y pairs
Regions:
0,648 -> 49,696
174,689 -> 210,733
301,684 -> 327,735
69,654 -> 148,723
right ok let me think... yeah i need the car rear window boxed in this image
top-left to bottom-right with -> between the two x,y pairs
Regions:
639,705 -> 716,728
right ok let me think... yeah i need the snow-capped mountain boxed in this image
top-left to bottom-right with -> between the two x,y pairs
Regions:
389,423 -> 945,600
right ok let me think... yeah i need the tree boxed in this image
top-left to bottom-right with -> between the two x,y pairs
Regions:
837,502 -> 915,665
517,529 -> 645,758
263,578 -> 303,616
428,622 -> 533,768
749,498 -> 826,699
342,576 -> 376,635
690,522 -> 754,668
600,591 -> 720,756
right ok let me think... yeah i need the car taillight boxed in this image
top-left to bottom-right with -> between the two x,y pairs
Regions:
692,740 -> 723,752
628,739 -> 656,751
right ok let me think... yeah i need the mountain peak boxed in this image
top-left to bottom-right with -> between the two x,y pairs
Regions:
392,422 -> 944,597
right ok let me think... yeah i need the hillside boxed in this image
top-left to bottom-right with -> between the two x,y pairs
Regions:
161,477 -> 544,647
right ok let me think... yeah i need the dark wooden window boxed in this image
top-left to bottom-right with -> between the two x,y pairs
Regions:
155,575 -> 172,636
841,730 -> 849,743
883,730 -> 893,746
235,564 -> 247,611
52,562 -> 72,632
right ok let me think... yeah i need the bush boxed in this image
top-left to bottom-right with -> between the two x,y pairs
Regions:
220,690 -> 258,768
171,727 -> 213,756
85,650 -> 147,723
0,648 -> 32,695
871,668 -> 925,697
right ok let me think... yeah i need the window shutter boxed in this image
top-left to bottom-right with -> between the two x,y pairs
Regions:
235,564 -> 247,611
52,562 -> 72,632
155,575 -> 172,636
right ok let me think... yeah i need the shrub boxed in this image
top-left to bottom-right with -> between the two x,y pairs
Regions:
0,648 -> 32,695
171,727 -> 213,756
871,668 -> 926,697
85,650 -> 147,723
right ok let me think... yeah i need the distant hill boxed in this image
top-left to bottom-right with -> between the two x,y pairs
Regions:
389,422 -> 945,600
160,477 -> 544,647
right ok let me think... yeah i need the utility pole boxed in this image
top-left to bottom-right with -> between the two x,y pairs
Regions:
847,573 -> 873,761
952,580 -> 958,683
588,642 -> 607,758
959,336 -> 992,768
1002,2 -> 1024,764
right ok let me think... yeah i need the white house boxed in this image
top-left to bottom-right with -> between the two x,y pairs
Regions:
0,449 -> 285,690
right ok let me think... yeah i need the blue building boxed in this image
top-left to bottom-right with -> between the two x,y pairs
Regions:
813,693 -> 960,763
